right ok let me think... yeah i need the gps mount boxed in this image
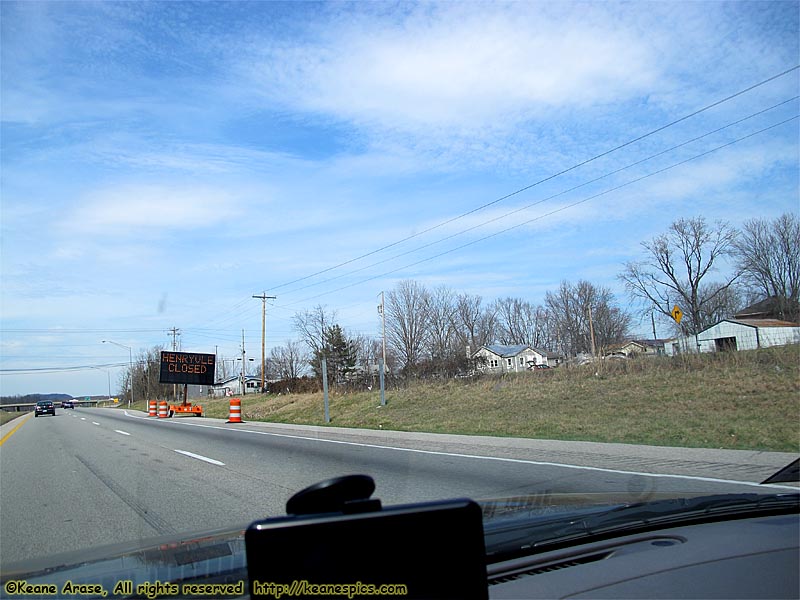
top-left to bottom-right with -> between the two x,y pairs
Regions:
286,474 -> 382,515
246,474 -> 489,599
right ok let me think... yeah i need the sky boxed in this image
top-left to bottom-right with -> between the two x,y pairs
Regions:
1,1 -> 798,397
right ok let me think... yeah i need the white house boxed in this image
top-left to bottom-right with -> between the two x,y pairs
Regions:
208,375 -> 264,397
472,344 -> 556,373
665,319 -> 800,355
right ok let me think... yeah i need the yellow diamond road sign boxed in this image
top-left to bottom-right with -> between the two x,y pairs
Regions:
671,305 -> 683,324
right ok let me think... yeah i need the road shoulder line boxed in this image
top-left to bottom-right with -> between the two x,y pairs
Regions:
0,413 -> 33,446
122,410 -> 797,489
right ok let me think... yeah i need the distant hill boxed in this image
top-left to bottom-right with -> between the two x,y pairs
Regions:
0,393 -> 73,405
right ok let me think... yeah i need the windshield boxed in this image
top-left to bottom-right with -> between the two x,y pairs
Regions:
1,0 -> 798,582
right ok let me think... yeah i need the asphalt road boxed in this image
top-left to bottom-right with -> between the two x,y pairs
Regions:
1,407 -> 796,567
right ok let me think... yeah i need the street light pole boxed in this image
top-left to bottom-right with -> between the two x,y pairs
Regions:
102,340 -> 134,408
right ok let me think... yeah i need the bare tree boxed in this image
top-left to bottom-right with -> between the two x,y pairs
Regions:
350,335 -> 400,382
216,352 -> 233,381
698,282 -> 744,326
493,298 -> 552,349
453,293 -> 496,354
589,296 -> 633,352
426,285 -> 458,362
732,212 -> 799,320
352,334 -> 379,373
385,280 -> 432,373
546,280 -> 631,356
531,305 -> 555,350
293,305 -> 337,367
619,217 -> 739,334
546,283 -> 579,357
269,340 -> 307,382
494,297 -> 525,345
122,346 -> 183,403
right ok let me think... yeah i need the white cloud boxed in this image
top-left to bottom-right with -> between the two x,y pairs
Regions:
1,1 -> 797,396
63,183 -> 242,235
244,4 -> 660,135
632,137 -> 798,204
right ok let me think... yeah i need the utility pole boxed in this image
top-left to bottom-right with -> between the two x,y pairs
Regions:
651,312 -> 657,340
378,292 -> 387,370
377,292 -> 387,407
253,293 -> 276,393
588,305 -> 597,357
169,327 -> 180,350
241,329 -> 246,396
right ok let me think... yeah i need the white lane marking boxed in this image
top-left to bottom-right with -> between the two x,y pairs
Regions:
122,411 -> 797,491
92,422 -> 100,426
174,449 -> 225,466
80,418 -> 86,421
115,430 -> 131,436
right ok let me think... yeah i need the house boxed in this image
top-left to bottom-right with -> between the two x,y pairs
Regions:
208,375 -> 264,397
734,296 -> 799,323
665,319 -> 800,355
472,344 -> 558,373
605,339 -> 668,357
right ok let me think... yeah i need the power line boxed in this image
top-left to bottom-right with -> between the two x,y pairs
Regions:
201,296 -> 256,327
263,65 -> 800,295
201,299 -> 262,329
147,67 -> 799,333
278,114 -> 798,307
0,328 -> 167,334
273,97 -> 800,297
0,361 -> 131,374
191,67 -> 798,332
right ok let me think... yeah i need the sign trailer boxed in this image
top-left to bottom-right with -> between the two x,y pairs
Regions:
159,351 -> 215,416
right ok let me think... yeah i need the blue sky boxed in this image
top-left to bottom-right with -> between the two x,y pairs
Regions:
1,1 -> 798,396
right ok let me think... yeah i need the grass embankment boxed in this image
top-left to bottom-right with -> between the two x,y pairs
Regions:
132,345 -> 800,452
0,411 -> 25,426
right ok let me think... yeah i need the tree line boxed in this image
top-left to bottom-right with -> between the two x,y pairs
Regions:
114,212 -> 797,398
621,213 -> 799,335
273,212 -> 798,382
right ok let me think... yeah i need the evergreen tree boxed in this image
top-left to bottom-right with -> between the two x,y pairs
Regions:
312,324 -> 358,384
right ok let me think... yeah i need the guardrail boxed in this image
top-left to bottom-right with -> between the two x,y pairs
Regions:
0,401 -> 99,412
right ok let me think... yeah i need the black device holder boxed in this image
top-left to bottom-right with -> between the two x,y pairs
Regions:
245,475 -> 488,599
285,474 -> 383,516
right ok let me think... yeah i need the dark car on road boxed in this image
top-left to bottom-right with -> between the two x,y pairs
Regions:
34,400 -> 55,417
61,400 -> 75,409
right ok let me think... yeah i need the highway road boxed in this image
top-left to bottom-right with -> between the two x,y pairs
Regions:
1,407 -> 796,568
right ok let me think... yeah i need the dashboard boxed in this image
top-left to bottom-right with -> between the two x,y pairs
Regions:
487,513 -> 799,599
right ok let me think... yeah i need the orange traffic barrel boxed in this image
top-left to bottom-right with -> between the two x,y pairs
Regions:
158,401 -> 169,419
149,400 -> 157,417
227,398 -> 243,423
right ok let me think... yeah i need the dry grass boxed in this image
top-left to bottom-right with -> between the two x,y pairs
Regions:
0,411 -> 26,426
136,345 -> 800,452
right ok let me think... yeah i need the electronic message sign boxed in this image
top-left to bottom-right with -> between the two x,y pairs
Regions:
159,351 -> 216,386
